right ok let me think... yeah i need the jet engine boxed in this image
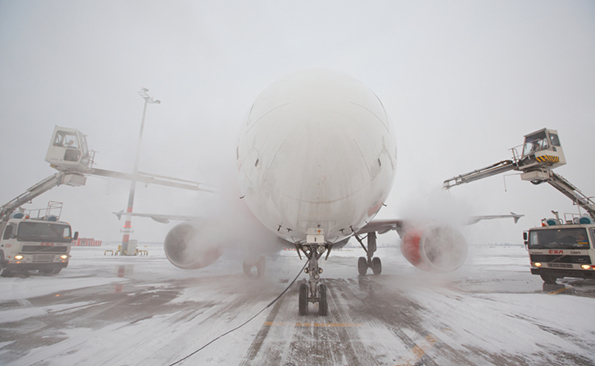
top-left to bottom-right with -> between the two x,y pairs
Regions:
164,223 -> 222,269
401,225 -> 467,273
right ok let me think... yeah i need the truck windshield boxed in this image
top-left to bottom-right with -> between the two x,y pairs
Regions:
529,228 -> 590,249
17,222 -> 72,243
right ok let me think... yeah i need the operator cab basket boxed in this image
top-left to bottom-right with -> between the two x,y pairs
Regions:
45,126 -> 92,172
518,128 -> 566,170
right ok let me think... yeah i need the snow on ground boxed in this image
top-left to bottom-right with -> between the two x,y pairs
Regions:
1,242 -> 594,365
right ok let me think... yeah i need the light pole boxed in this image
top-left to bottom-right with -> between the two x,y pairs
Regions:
121,88 -> 161,254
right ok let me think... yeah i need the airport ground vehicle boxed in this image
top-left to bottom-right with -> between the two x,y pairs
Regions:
525,214 -> 595,284
444,128 -> 595,219
0,203 -> 77,276
444,128 -> 595,284
0,125 -> 207,257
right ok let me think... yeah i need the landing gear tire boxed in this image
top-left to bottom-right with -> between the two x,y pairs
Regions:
243,256 -> 265,276
541,274 -> 558,284
299,283 -> 308,316
355,232 -> 382,277
318,284 -> 328,316
256,256 -> 265,277
243,261 -> 251,275
372,257 -> 382,275
358,257 -> 368,276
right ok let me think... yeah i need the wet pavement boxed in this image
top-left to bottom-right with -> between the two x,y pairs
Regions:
0,245 -> 594,365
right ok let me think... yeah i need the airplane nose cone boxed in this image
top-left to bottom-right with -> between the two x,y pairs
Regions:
264,117 -> 369,203
246,69 -> 391,203
238,68 -> 396,239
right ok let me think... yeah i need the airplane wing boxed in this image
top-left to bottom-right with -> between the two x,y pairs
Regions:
357,212 -> 523,238
465,212 -> 524,225
356,219 -> 405,236
113,210 -> 200,224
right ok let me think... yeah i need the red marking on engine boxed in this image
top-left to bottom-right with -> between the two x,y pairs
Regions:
402,230 -> 422,265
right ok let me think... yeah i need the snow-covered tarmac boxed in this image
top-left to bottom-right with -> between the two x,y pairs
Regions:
1,243 -> 594,365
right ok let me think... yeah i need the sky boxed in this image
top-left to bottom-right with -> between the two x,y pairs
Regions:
0,1 -> 594,247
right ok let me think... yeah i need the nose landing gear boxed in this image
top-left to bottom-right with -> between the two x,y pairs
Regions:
297,243 -> 330,316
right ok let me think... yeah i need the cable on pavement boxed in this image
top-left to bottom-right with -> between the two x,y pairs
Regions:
168,261 -> 307,366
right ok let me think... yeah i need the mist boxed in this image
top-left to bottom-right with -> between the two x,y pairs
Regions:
390,186 -> 476,227
164,128 -> 287,268
0,1 -> 593,249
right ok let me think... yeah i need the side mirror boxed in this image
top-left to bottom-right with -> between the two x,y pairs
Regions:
523,232 -> 528,241
73,231 -> 79,241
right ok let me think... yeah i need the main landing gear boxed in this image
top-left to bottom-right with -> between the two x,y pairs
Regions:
243,256 -> 266,277
296,243 -> 330,316
354,231 -> 382,275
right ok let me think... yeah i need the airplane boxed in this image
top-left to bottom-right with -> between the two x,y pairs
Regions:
113,210 -> 200,224
154,68 -> 520,316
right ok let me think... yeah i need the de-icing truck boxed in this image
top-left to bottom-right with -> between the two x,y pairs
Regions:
443,128 -> 595,284
0,205 -> 77,276
525,214 -> 595,284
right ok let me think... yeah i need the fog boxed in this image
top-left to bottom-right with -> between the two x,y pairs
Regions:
1,1 -> 594,248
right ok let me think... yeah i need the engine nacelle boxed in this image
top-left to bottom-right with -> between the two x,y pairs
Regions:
401,225 -> 468,273
164,223 -> 223,270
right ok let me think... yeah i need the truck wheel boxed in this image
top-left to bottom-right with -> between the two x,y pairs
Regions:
40,268 -> 61,275
0,268 -> 12,277
540,274 -> 557,284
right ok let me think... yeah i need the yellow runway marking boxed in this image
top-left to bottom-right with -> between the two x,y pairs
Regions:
395,334 -> 438,366
264,321 -> 363,327
547,286 -> 573,295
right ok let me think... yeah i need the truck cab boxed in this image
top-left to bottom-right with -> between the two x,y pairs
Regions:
0,213 -> 77,276
525,216 -> 595,284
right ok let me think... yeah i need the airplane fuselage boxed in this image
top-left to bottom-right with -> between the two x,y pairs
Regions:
237,69 -> 397,244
